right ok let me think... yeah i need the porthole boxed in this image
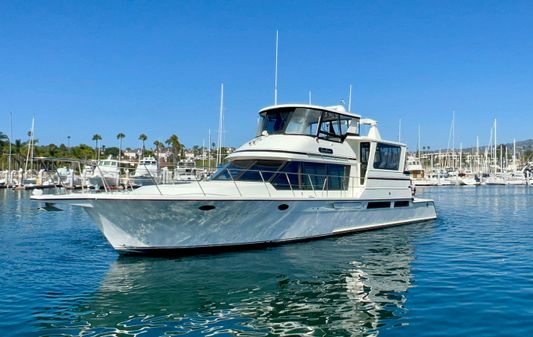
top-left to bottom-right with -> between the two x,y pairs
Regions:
199,205 -> 216,211
278,204 -> 289,211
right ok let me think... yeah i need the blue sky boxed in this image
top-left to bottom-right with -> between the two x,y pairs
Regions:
1,0 -> 532,151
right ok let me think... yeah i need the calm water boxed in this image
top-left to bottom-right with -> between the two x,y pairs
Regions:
1,186 -> 532,336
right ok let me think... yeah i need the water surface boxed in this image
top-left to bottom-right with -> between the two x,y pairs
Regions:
0,186 -> 532,336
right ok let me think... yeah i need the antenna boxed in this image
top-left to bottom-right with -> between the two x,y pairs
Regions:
274,30 -> 279,105
308,90 -> 312,105
398,118 -> 402,143
348,84 -> 352,112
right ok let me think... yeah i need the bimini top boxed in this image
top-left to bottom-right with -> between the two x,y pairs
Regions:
259,104 -> 361,119
256,104 -> 361,140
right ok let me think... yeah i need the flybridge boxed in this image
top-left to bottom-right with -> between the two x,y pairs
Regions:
256,104 -> 361,142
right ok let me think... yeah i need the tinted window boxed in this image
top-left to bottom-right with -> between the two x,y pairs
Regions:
367,201 -> 391,209
239,160 -> 284,181
373,143 -> 401,170
271,161 -> 349,191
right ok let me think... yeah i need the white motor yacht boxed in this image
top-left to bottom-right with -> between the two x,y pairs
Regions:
131,156 -> 160,186
87,158 -> 121,189
32,104 -> 437,253
174,160 -> 198,182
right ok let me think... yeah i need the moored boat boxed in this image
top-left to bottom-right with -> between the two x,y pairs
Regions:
32,104 -> 437,253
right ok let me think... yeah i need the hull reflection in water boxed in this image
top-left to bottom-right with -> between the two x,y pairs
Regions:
36,223 -> 433,336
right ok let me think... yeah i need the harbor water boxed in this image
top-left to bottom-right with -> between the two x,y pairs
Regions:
1,186 -> 532,336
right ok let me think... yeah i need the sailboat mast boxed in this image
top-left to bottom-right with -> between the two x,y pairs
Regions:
208,128 -> 211,173
494,119 -> 497,173
216,83 -> 224,168
8,112 -> 13,185
274,30 -> 279,105
513,139 -> 516,170
452,110 -> 455,170
24,116 -> 35,173
417,124 -> 421,159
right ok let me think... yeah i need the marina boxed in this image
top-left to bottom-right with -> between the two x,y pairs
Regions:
2,1 -> 533,336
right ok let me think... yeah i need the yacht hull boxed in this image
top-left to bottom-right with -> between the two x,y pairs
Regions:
76,198 -> 437,253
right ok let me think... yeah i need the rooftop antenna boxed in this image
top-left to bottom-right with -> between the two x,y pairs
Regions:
274,30 -> 279,105
398,118 -> 402,143
348,84 -> 352,112
308,90 -> 312,105
216,83 -> 224,167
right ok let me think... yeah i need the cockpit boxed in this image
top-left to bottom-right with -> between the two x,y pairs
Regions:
256,106 -> 360,142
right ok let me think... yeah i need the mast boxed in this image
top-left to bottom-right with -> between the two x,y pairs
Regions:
513,139 -> 516,171
459,142 -> 463,172
7,112 -> 12,186
208,128 -> 211,173
274,30 -> 279,105
476,136 -> 480,174
494,119 -> 497,173
216,83 -> 224,168
202,138 -> 205,170
24,116 -> 35,174
452,110 -> 455,170
417,124 -> 421,159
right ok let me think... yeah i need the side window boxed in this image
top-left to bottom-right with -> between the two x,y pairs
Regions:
270,161 -> 300,189
239,160 -> 284,181
270,161 -> 350,191
318,112 -> 342,142
373,143 -> 401,170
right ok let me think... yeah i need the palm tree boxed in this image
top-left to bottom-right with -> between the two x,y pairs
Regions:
92,134 -> 102,160
165,134 -> 182,166
138,134 -> 148,157
0,132 -> 8,154
116,133 -> 125,161
153,140 -> 162,162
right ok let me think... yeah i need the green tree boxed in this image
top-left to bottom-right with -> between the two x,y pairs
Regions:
138,134 -> 148,157
92,134 -> 102,160
116,132 -> 125,161
165,134 -> 182,166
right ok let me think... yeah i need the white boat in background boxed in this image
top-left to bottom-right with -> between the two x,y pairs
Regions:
32,103 -> 437,253
131,157 -> 160,186
87,158 -> 121,189
174,160 -> 198,182
485,174 -> 507,185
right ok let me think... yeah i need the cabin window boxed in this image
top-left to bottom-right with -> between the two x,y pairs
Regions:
212,159 -> 350,190
257,107 -> 359,140
373,143 -> 401,170
270,161 -> 350,190
211,160 -> 284,181
367,201 -> 391,209
394,200 -> 410,207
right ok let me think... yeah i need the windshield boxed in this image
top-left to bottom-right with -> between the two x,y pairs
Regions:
257,107 -> 359,141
